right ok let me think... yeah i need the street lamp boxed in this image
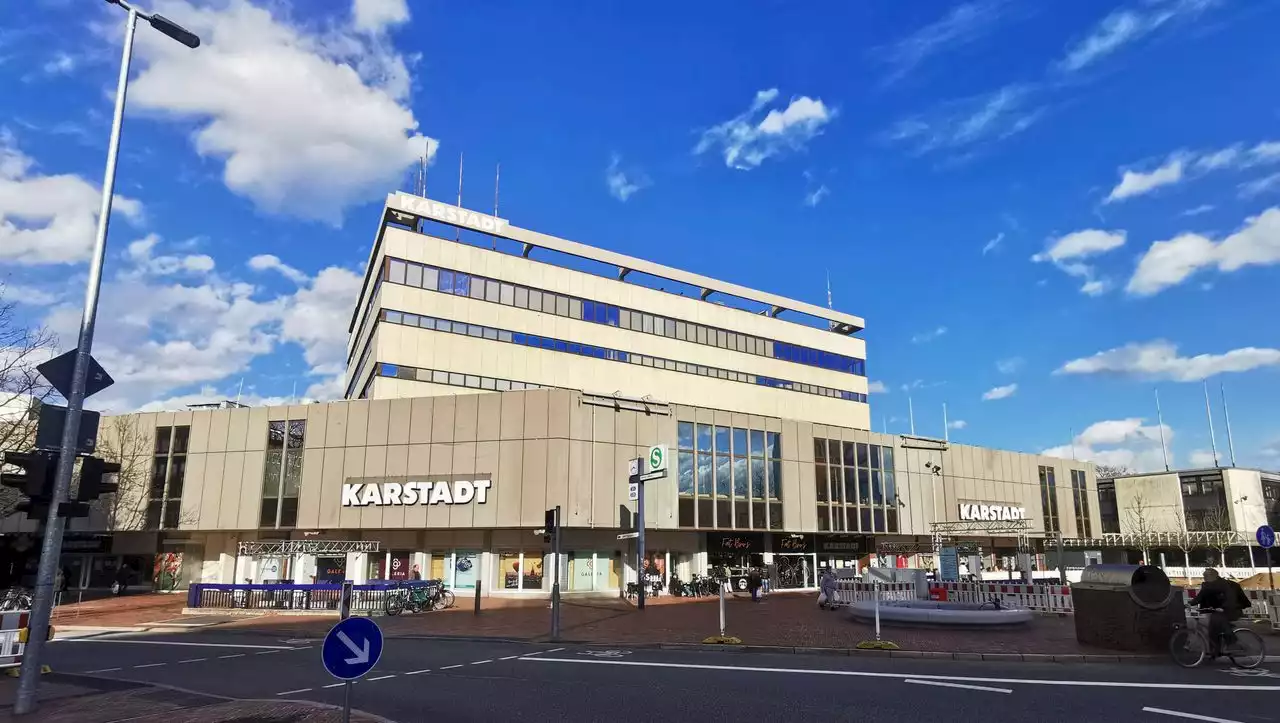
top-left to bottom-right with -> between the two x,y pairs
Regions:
12,1 -> 199,715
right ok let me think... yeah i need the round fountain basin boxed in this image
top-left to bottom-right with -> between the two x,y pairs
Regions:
848,599 -> 1033,626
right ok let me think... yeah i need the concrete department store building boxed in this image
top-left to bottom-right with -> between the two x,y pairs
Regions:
0,192 -> 1101,593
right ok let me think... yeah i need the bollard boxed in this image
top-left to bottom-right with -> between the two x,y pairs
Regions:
719,581 -> 726,638
474,556 -> 482,615
874,581 -> 881,642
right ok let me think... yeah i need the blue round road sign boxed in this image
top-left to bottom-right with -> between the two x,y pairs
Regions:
322,616 -> 383,681
1258,525 -> 1276,549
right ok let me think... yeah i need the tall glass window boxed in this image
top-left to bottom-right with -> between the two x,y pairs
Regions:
261,419 -> 306,528
147,425 -> 189,530
1039,466 -> 1061,533
812,437 -> 898,534
1070,469 -> 1092,538
677,422 -> 782,530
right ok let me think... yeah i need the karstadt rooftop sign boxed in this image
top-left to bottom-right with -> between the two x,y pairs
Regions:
342,479 -> 492,507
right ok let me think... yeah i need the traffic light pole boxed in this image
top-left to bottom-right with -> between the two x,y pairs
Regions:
13,10 -> 137,715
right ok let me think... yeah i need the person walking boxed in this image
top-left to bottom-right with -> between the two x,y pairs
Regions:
747,567 -> 762,602
819,569 -> 838,610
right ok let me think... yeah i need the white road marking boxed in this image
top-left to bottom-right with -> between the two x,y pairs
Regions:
218,654 -> 245,659
84,667 -> 122,673
1141,707 -> 1244,723
546,647 -> 565,653
63,639 -> 295,650
134,663 -> 166,669
440,664 -> 463,670
906,679 -> 1011,694
277,688 -> 312,696
255,650 -> 281,655
499,655 -> 520,661
521,651 -> 544,657
178,658 -> 206,664
367,675 -> 396,681
471,660 -> 492,665
406,669 -> 431,675
322,683 -> 346,689
520,657 -> 1280,692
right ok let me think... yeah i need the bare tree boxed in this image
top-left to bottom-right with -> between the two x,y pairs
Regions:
1199,506 -> 1237,568
1125,493 -> 1161,564
1095,464 -> 1132,480
91,415 -> 152,531
1171,515 -> 1199,579
0,283 -> 59,517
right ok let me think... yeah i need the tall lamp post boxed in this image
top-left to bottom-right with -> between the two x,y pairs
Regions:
13,1 -> 198,714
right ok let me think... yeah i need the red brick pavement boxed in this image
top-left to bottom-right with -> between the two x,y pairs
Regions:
52,593 -> 188,628
222,591 -> 1107,655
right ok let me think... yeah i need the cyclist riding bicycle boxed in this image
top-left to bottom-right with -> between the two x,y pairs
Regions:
1187,567 -> 1251,656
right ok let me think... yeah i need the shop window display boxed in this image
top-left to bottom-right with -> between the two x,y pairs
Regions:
497,551 -> 544,591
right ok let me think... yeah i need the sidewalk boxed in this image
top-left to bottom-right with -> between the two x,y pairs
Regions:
52,593 -> 188,628
0,674 -> 385,722
219,591 -> 1126,656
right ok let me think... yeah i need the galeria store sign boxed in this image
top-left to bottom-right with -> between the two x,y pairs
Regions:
342,479 -> 492,507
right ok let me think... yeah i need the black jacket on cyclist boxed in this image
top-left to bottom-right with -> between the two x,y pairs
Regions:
1190,578 -> 1250,620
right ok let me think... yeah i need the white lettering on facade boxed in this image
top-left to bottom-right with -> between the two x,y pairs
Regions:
399,196 -> 509,235
959,503 -> 1026,522
341,480 -> 493,507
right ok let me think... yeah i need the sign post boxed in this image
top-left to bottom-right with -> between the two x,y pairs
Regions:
322,610 -> 383,723
545,507 -> 561,640
1257,525 -> 1275,593
632,445 -> 667,612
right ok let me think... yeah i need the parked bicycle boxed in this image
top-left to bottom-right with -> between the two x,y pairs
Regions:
385,580 -> 455,616
1169,606 -> 1265,669
0,587 -> 32,611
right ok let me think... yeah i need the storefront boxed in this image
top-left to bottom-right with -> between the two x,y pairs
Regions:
815,534 -> 870,576
772,533 -> 815,589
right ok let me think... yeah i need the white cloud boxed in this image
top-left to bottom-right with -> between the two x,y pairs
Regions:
947,419 -> 968,430
1040,417 -> 1174,472
0,282 -> 57,306
1239,172 -> 1280,199
1182,204 -> 1215,216
996,356 -> 1024,374
867,380 -> 888,394
1106,157 -> 1184,203
1055,339 -> 1280,382
875,1 -> 1012,84
352,0 -> 409,34
911,326 -> 947,344
605,154 -> 649,202
42,52 -> 76,76
1127,207 -> 1280,295
1031,229 -> 1125,295
1187,449 -> 1218,468
1055,0 -> 1219,74
981,231 -> 1004,255
122,0 -> 436,224
248,254 -> 309,284
982,383 -> 1017,401
887,84 -> 1042,155
0,129 -> 144,265
36,231 -> 360,411
804,184 -> 829,207
695,89 -> 835,170
1104,141 -> 1280,203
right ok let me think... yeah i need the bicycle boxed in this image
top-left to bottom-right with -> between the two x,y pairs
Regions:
1169,606 -> 1266,669
384,581 -> 431,616
0,587 -> 32,611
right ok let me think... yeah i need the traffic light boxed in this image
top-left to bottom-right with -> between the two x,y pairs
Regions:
1,451 -> 55,498
77,456 -> 120,501
2,451 -> 56,520
544,507 -> 559,544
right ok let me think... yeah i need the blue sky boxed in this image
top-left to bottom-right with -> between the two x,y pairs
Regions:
1,0 -> 1278,471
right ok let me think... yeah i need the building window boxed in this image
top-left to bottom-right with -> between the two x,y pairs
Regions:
146,425 -> 189,530
1264,477 -> 1279,528
260,420 -> 305,528
380,256 -> 867,379
678,423 -> 781,530
1039,466 -> 1060,533
1181,472 -> 1229,531
813,437 -> 896,535
1097,480 -> 1120,534
1070,469 -> 1092,538
495,551 -> 544,591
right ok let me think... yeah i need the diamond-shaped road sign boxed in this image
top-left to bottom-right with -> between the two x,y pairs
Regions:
37,349 -> 114,401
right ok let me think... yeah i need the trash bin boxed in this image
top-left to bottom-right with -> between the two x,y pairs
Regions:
1071,564 -> 1183,651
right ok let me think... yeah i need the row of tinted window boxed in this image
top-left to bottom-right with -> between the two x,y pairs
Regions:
380,308 -> 868,403
383,256 -> 866,378
377,361 -> 551,394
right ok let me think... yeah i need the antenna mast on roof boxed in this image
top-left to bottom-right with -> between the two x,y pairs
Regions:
493,163 -> 500,251
1220,382 -> 1237,467
825,270 -> 835,330
943,402 -> 949,442
1203,381 -> 1220,467
1155,388 -> 1170,471
455,151 -> 464,242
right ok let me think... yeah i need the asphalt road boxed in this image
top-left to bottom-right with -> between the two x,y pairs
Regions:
43,629 -> 1280,723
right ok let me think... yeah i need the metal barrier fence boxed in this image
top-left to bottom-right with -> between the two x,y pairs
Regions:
830,581 -> 916,606
0,611 -> 30,670
187,581 -> 440,613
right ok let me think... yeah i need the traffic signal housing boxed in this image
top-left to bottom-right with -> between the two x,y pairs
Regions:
77,456 -> 120,502
1,451 -> 56,520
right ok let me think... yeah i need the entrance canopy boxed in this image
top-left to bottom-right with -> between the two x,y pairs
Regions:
237,540 -> 381,557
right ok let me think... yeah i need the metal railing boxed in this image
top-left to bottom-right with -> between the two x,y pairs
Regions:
187,581 -> 439,613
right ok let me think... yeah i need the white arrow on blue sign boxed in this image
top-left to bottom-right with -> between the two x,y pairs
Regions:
322,616 -> 384,681
1257,525 -> 1276,549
